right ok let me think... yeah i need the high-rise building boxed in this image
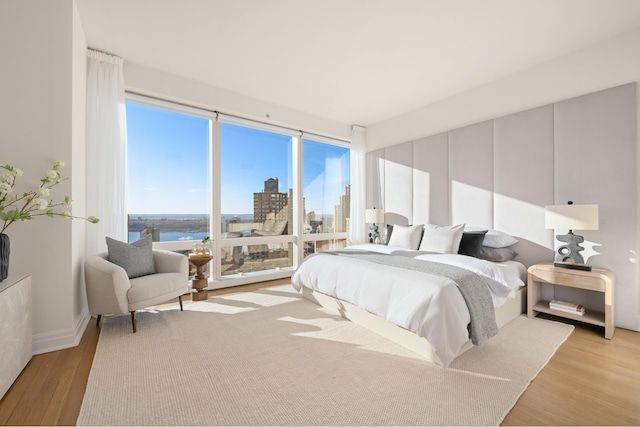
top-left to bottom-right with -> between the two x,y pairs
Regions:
254,178 -> 288,223
334,184 -> 351,233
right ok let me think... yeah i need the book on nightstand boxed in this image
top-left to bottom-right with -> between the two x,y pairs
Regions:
550,300 -> 585,316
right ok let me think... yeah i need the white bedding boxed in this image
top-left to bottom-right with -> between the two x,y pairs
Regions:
291,244 -> 526,367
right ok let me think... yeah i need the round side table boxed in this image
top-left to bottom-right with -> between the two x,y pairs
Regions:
188,254 -> 212,301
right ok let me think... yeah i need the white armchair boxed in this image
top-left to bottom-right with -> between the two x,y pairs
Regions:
85,249 -> 190,333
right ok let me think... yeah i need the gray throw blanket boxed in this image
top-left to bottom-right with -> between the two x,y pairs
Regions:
322,250 -> 498,345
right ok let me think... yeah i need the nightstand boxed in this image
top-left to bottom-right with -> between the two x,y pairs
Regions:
527,262 -> 615,339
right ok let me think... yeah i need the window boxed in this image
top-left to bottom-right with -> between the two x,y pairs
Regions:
126,102 -> 211,244
219,121 -> 294,276
302,138 -> 350,256
125,94 -> 349,284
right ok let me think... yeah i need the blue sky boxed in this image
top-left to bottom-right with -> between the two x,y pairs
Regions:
126,103 -> 349,216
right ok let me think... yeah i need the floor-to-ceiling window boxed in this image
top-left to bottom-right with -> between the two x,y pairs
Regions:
302,138 -> 351,256
219,120 -> 295,277
126,101 -> 211,245
125,94 -> 349,287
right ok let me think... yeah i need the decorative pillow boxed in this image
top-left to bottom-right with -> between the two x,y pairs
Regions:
106,235 -> 155,279
465,227 -> 518,248
385,224 -> 394,245
458,230 -> 488,258
419,223 -> 465,253
480,246 -> 518,262
386,224 -> 424,250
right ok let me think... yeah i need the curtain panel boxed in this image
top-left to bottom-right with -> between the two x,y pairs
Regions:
349,125 -> 366,244
86,49 -> 127,255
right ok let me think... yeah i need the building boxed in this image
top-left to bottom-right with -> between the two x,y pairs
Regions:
334,184 -> 351,233
253,178 -> 288,223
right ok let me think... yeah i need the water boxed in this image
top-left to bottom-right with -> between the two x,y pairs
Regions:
129,231 -> 210,243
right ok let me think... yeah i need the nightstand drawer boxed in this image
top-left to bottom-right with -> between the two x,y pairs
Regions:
529,268 -> 606,292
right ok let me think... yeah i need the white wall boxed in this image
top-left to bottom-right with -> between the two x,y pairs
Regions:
0,0 -> 89,353
367,28 -> 640,331
71,0 -> 89,333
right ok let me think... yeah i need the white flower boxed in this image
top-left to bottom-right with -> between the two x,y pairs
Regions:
33,198 -> 48,210
0,182 -> 11,194
1,161 -> 98,234
46,169 -> 58,180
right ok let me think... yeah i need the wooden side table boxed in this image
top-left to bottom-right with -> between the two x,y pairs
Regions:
189,254 -> 212,301
527,262 -> 615,339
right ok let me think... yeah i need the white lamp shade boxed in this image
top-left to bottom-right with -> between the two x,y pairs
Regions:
365,208 -> 385,224
545,204 -> 599,231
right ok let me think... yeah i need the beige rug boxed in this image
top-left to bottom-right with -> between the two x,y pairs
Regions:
77,285 -> 573,426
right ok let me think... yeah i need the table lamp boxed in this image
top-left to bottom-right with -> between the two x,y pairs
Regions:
544,201 -> 599,270
365,208 -> 385,244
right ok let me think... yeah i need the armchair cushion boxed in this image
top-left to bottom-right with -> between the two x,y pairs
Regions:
106,235 -> 155,279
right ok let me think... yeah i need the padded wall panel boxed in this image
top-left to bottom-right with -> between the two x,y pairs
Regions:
413,133 -> 449,226
384,142 -> 414,226
554,83 -> 636,329
448,121 -> 494,228
366,149 -> 386,214
494,105 -> 555,268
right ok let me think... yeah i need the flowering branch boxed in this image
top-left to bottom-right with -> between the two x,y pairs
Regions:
0,161 -> 99,234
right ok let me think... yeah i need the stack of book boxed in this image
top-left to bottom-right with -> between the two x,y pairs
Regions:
549,300 -> 585,316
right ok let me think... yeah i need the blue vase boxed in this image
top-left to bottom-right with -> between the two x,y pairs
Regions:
0,233 -> 9,281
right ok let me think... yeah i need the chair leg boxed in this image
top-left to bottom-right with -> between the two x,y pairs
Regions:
96,314 -> 102,327
179,295 -> 184,311
131,311 -> 137,333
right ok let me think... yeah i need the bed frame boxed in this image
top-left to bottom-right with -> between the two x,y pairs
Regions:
302,285 -> 527,365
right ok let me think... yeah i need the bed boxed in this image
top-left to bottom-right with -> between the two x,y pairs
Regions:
291,237 -> 527,367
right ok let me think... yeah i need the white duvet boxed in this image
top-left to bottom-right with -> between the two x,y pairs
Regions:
291,244 -> 526,367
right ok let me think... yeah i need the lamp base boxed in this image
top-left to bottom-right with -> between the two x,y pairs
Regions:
555,230 -> 585,264
554,261 -> 592,272
368,224 -> 379,244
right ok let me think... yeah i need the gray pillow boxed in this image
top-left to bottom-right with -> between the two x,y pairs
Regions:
106,235 -> 156,279
480,246 -> 518,262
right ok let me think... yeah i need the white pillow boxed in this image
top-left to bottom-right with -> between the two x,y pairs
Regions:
387,224 -> 424,250
465,227 -> 518,248
419,223 -> 465,253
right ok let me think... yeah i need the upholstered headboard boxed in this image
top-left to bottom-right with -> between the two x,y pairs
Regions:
366,83 -> 636,327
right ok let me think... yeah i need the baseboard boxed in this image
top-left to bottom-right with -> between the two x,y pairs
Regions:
32,309 -> 91,355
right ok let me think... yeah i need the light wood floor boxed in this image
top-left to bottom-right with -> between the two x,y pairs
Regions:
1,279 -> 639,426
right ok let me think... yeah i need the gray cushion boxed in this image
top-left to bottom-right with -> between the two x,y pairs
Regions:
480,246 -> 518,262
106,235 -> 156,279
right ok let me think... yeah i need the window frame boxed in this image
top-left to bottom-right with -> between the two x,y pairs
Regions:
125,93 -> 350,288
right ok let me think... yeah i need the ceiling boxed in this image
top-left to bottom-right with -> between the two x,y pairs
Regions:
76,0 -> 640,127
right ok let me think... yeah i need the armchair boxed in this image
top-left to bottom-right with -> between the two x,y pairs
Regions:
85,249 -> 190,333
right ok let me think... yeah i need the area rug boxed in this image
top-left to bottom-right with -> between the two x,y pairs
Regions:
77,285 -> 573,426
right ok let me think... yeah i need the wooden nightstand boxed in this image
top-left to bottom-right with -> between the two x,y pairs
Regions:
527,263 -> 615,339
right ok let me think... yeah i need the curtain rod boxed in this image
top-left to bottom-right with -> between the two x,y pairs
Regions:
87,47 -> 122,59
125,90 -> 350,144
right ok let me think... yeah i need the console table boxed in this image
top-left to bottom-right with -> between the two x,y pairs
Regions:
0,275 -> 32,399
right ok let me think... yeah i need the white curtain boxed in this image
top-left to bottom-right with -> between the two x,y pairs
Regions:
349,125 -> 367,244
85,49 -> 127,255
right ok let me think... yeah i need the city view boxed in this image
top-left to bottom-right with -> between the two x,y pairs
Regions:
128,178 -> 351,276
